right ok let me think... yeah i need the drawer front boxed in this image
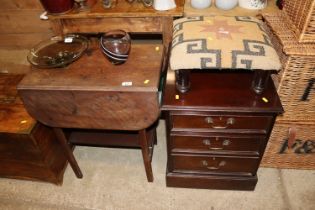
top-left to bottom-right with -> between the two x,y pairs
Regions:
170,135 -> 263,155
172,115 -> 273,131
170,154 -> 259,175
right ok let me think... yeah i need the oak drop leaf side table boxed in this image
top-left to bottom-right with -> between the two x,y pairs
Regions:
18,1 -> 184,182
18,42 -> 164,182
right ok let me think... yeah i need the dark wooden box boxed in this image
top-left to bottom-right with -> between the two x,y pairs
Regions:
0,74 -> 67,184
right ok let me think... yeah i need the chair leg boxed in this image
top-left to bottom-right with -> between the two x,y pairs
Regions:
139,129 -> 154,182
53,127 -> 83,178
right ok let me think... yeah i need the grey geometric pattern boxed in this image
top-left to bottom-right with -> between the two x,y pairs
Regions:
172,16 -> 204,49
235,16 -> 266,33
186,39 -> 221,68
171,16 -> 279,70
232,34 -> 272,69
172,37 -> 221,69
173,16 -> 204,34
172,33 -> 184,48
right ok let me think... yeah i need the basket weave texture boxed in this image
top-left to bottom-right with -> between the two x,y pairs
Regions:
263,13 -> 315,122
261,122 -> 315,169
283,0 -> 315,43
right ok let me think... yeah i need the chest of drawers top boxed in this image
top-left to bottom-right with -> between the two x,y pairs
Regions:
162,71 -> 283,114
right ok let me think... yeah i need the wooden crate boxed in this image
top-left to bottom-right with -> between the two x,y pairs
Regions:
261,121 -> 315,169
283,0 -> 315,43
0,74 -> 68,184
263,13 -> 315,122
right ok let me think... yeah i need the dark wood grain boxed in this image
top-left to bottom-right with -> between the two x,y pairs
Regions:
162,71 -> 283,190
19,89 -> 160,130
68,127 -> 155,148
18,42 -> 163,182
18,43 -> 163,130
171,114 -> 273,132
139,129 -> 154,182
163,71 -> 283,113
166,173 -> 258,191
60,17 -> 163,34
0,74 -> 68,184
0,74 -> 35,133
53,127 -> 82,178
19,43 -> 162,92
67,124 -> 157,182
48,0 -> 185,19
170,154 -> 259,175
170,133 -> 263,156
48,0 -> 184,52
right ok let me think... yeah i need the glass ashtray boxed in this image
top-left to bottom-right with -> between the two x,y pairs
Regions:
27,34 -> 88,68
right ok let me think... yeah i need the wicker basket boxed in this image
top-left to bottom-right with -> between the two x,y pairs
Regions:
261,122 -> 315,169
263,13 -> 315,122
283,0 -> 315,43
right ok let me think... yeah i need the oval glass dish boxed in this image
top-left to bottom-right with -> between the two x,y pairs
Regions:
27,34 -> 88,68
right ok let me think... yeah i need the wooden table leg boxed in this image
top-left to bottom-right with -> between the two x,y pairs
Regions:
53,127 -> 83,178
139,129 -> 154,182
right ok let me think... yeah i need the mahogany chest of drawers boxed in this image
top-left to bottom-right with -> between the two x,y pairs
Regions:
162,71 -> 283,190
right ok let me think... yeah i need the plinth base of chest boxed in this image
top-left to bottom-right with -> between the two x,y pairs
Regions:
166,172 -> 257,191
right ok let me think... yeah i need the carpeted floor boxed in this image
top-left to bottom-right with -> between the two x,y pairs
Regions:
0,120 -> 314,210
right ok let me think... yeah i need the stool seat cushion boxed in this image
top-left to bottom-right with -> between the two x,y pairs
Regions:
170,16 -> 281,71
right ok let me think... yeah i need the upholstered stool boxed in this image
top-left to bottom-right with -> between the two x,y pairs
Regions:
170,16 -> 281,94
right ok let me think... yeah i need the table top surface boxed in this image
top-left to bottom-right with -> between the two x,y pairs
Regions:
162,71 -> 283,114
19,41 -> 164,93
49,0 -> 185,19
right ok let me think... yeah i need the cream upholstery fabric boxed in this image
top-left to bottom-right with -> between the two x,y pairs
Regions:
170,16 -> 281,71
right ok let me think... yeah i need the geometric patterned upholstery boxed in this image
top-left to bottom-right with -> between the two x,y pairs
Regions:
170,16 -> 281,71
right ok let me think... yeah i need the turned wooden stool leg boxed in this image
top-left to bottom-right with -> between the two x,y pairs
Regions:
175,70 -> 191,93
53,128 -> 83,178
139,129 -> 154,182
252,70 -> 271,94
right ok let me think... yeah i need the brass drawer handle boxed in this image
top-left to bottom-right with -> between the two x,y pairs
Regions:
202,139 -> 211,145
204,117 -> 235,129
201,160 -> 226,170
202,139 -> 231,150
223,139 -> 231,146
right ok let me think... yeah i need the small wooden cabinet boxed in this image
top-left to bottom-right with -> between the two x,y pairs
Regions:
0,74 -> 68,184
162,71 -> 283,190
